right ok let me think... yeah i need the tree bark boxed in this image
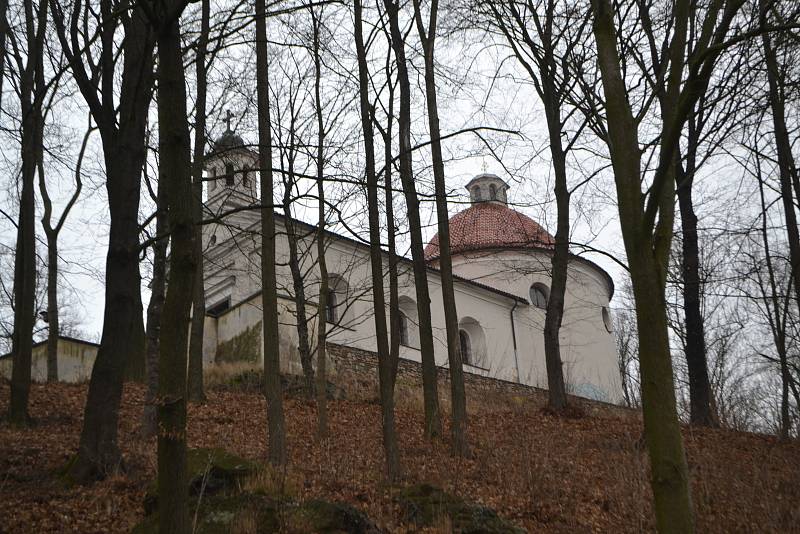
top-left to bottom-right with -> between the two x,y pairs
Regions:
383,0 -> 442,439
61,0 -> 154,481
282,127 -> 315,397
10,0 -> 48,425
412,0 -> 468,455
285,195 -> 315,398
541,78 -> 570,412
676,163 -> 717,427
256,0 -> 287,465
591,0 -> 695,529
354,0 -> 400,479
142,169 -> 168,438
188,0 -> 211,405
760,0 -> 800,321
39,122 -> 84,384
756,171 -> 792,440
155,8 -> 195,532
312,9 -> 329,439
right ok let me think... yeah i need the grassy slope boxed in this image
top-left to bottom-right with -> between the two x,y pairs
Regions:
0,379 -> 797,532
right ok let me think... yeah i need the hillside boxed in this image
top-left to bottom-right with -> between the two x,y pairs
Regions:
0,377 -> 797,533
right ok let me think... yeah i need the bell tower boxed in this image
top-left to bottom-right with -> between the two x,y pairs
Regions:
465,173 -> 510,205
205,111 -> 258,214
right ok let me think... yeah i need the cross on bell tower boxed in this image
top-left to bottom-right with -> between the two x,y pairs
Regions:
224,109 -> 233,132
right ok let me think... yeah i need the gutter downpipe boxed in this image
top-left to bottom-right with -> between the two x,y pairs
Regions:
510,299 -> 521,383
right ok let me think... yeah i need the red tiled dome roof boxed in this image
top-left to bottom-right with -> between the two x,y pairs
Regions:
424,202 -> 555,261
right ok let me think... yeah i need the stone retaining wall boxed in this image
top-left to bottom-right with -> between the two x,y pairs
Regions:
326,342 -> 633,418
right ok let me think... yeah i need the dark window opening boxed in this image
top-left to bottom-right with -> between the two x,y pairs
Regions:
242,167 -> 250,187
489,183 -> 497,200
530,283 -> 549,309
225,163 -> 234,186
399,311 -> 410,346
326,289 -> 338,323
459,329 -> 472,366
207,298 -> 231,318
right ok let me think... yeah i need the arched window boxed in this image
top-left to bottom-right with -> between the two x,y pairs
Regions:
398,295 -> 419,348
529,283 -> 550,309
399,311 -> 410,346
225,163 -> 234,186
472,185 -> 482,201
326,288 -> 338,323
489,183 -> 497,200
459,329 -> 472,366
459,316 -> 487,367
326,274 -> 350,325
602,306 -> 613,332
242,166 -> 250,187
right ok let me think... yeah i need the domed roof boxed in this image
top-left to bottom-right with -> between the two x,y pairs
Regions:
213,128 -> 245,151
424,201 -> 555,261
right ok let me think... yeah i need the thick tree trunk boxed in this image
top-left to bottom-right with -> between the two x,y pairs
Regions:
9,92 -> 37,426
142,179 -> 168,438
9,0 -> 47,426
413,0 -> 467,455
256,0 -> 287,465
384,0 -> 442,439
187,0 -> 211,405
155,12 -> 195,533
56,0 -> 153,484
71,156 -> 147,480
591,0 -> 695,530
354,0 -> 400,479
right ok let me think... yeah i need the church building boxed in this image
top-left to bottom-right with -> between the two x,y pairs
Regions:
200,125 -> 622,402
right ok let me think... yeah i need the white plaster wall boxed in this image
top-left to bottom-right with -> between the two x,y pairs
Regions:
201,211 -> 622,402
0,339 -> 97,383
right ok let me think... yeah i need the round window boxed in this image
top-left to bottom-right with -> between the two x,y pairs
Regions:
529,283 -> 550,309
602,306 -> 613,332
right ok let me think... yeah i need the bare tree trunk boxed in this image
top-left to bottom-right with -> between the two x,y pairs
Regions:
256,0 -> 287,465
760,0 -> 800,318
188,0 -> 211,404
541,81 -> 570,412
354,0 -> 400,479
312,8 -> 329,439
383,0 -> 442,439
676,161 -> 717,427
9,0 -> 48,426
412,0 -> 468,455
39,121 -> 85,384
756,171 -> 793,440
155,8 -> 195,532
52,0 -> 154,482
0,0 -> 7,111
285,198 -> 315,397
384,86 -> 401,387
282,128 -> 315,397
143,168 -> 168,438
591,0 -> 694,529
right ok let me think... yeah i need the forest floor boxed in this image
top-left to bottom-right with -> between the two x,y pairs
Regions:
0,376 -> 798,533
